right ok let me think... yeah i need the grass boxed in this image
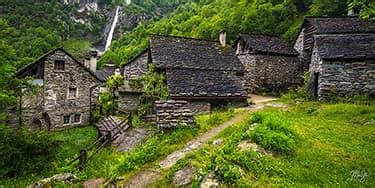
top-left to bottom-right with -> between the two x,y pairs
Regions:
1,109 -> 236,186
0,126 -> 98,186
81,109 -> 237,181
153,102 -> 375,187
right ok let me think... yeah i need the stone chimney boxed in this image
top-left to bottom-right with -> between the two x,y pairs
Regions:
348,6 -> 361,16
84,50 -> 98,73
219,30 -> 227,47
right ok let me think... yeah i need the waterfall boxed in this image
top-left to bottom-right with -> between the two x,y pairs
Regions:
105,6 -> 120,51
125,0 -> 131,5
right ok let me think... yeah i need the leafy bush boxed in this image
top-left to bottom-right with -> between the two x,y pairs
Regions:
249,112 -> 297,155
0,126 -> 59,178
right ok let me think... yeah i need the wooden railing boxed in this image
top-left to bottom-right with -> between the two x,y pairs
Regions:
67,114 -> 131,170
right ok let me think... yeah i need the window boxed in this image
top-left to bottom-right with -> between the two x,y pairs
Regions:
63,115 -> 70,124
74,114 -> 81,123
54,60 -> 65,71
68,88 -> 77,98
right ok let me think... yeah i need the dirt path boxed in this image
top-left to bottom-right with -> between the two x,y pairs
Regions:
119,95 -> 277,187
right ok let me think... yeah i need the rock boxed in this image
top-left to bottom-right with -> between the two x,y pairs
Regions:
212,139 -> 223,145
238,140 -> 275,156
31,173 -> 77,187
173,166 -> 196,186
83,178 -> 105,188
114,128 -> 153,152
200,172 -> 219,188
265,102 -> 288,109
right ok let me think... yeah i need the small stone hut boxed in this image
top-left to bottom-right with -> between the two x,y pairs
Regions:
293,17 -> 375,99
149,34 -> 248,113
14,48 -> 102,130
234,33 -> 300,93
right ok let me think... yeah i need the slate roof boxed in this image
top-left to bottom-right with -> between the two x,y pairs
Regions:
95,64 -> 117,81
166,69 -> 247,98
236,33 -> 298,56
305,16 -> 375,34
15,48 -> 101,81
149,35 -> 244,71
149,35 -> 247,99
315,33 -> 375,60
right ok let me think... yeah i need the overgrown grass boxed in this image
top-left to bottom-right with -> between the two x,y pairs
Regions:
153,102 -> 375,187
0,126 -> 98,186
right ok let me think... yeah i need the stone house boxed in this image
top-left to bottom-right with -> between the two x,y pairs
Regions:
293,17 -> 375,99
14,48 -> 102,130
117,34 -> 248,114
234,33 -> 300,93
149,34 -> 248,113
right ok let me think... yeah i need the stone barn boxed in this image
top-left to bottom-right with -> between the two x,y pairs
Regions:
149,34 -> 248,113
234,33 -> 300,94
293,16 -> 375,99
14,48 -> 102,130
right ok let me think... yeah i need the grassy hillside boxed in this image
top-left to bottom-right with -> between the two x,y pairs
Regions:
153,102 -> 375,186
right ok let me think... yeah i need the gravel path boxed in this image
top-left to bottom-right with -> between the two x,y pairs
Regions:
119,95 -> 277,187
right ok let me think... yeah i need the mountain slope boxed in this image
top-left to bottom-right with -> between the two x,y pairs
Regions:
101,0 -> 374,66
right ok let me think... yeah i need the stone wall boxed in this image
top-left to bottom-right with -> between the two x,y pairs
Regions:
122,51 -> 148,92
310,49 -> 375,100
43,50 -> 101,129
238,54 -> 301,93
155,100 -> 195,129
186,100 -> 211,114
118,92 -> 142,113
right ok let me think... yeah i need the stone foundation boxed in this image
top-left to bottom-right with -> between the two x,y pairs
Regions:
186,100 -> 211,114
155,100 -> 196,129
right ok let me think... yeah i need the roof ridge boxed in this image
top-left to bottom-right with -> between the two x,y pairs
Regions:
15,48 -> 102,82
240,32 -> 280,38
305,16 -> 361,19
149,34 -> 219,43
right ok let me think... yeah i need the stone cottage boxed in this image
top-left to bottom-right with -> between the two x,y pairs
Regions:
116,34 -> 248,113
293,17 -> 375,99
149,34 -> 248,113
234,33 -> 300,93
14,48 -> 102,130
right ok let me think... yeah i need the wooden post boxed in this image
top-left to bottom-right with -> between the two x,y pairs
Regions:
106,131 -> 112,145
79,149 -> 87,170
128,113 -> 132,127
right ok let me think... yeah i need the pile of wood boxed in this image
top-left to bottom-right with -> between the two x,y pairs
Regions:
155,100 -> 195,129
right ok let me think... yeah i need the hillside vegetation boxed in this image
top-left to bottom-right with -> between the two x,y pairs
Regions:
100,0 -> 374,65
153,102 -> 375,186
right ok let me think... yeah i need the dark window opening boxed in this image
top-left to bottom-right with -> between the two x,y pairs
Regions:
236,72 -> 245,76
54,60 -> 65,71
68,88 -> 77,98
74,114 -> 81,123
63,115 -> 70,124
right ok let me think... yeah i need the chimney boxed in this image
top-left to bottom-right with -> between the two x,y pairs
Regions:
89,50 -> 98,73
219,30 -> 226,47
348,6 -> 361,16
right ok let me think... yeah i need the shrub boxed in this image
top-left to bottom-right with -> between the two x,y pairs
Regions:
0,126 -> 59,178
249,113 -> 297,155
215,161 -> 242,184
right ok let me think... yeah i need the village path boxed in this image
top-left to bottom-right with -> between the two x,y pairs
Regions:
119,95 -> 278,188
